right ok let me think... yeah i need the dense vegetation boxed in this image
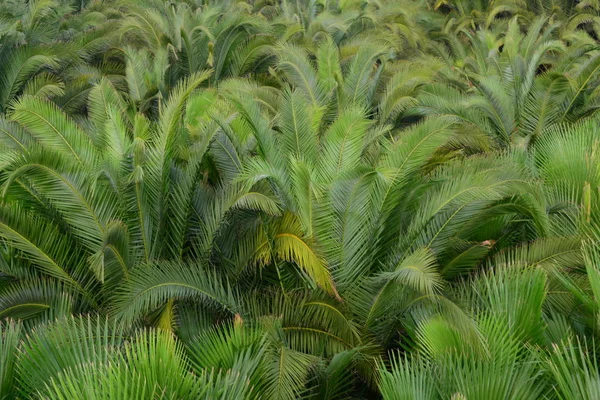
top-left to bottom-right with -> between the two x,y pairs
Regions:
2,0 -> 600,398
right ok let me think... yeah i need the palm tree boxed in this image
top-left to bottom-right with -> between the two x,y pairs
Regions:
1,0 -> 600,398
418,13 -> 600,148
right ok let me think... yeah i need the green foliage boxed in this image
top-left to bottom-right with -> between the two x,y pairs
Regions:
0,0 -> 600,398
